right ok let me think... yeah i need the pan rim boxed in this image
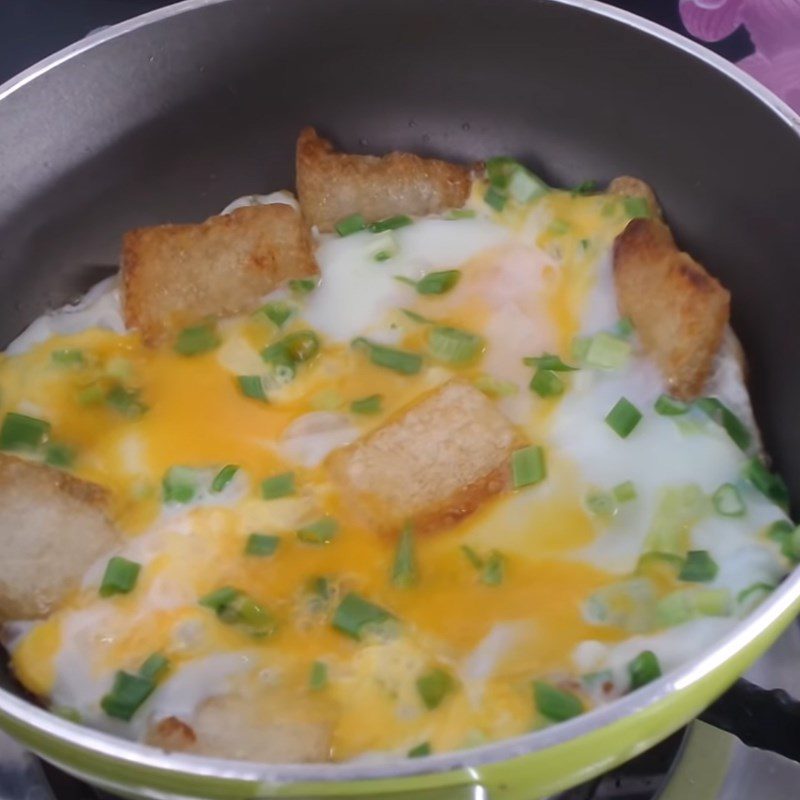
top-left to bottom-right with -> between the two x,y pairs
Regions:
0,0 -> 799,786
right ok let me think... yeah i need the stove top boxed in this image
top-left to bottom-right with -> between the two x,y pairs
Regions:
2,623 -> 799,800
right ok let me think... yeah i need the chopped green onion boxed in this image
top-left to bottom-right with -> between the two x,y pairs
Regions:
446,209 -> 476,220
636,551 -> 685,579
461,545 -> 484,570
743,458 -> 789,510
369,215 -> 412,233
174,324 -> 220,356
350,394 -> 383,415
613,481 -> 637,503
309,660 -> 328,691
335,213 -> 367,237
332,592 -> 394,640
397,269 -> 461,295
585,332 -> 631,370
105,357 -> 134,382
484,186 -> 507,211
571,180 -> 598,196
644,484 -> 707,555
654,394 -> 689,416
712,483 -> 745,517
605,397 -> 642,439
473,375 -> 518,398
401,308 -> 434,324
282,330 -> 321,362
533,681 -> 583,722
297,517 -> 339,545
51,348 -> 85,366
99,557 -> 141,597
245,533 -> 280,557
623,197 -> 651,219
481,550 -> 505,586
52,706 -> 82,723
767,519 -> 793,546
737,582 -> 776,606
162,466 -> 202,503
523,354 -> 577,372
237,375 -> 268,401
352,338 -> 423,374
100,671 -> 155,721
0,412 -> 50,451
585,578 -> 656,633
374,249 -> 394,262
656,587 -> 731,627
391,524 -> 417,588
365,230 -> 399,262
508,168 -> 549,203
261,471 -> 295,500
512,445 -> 546,488
782,526 -> 800,562
289,278 -> 318,294
679,550 -> 719,583
408,742 -> 432,758
571,336 -> 591,363
695,397 -> 751,452
614,317 -> 635,338
211,464 -> 239,493
258,301 -> 293,328
427,326 -> 483,365
585,491 -> 617,518
529,369 -> 564,398
308,575 -> 334,601
486,156 -> 521,189
105,385 -> 147,418
416,668 -> 455,710
628,650 -> 661,690
44,442 -> 75,468
199,587 -> 276,637
77,384 -> 105,406
139,653 -> 169,682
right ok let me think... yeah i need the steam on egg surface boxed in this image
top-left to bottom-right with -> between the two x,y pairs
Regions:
0,184 -> 789,760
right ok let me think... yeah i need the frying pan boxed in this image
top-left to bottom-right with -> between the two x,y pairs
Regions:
1,0 -> 799,798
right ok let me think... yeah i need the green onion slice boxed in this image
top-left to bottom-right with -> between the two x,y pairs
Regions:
174,324 -> 220,356
245,533 -> 280,557
352,338 -> 423,374
0,412 -> 51,451
350,394 -> 382,415
257,300 -> 294,328
585,491 -> 617,518
369,215 -> 412,233
100,671 -> 155,721
481,550 -> 505,586
51,348 -> 85,366
533,681 -> 584,722
199,587 -> 276,637
139,652 -> 170,682
105,385 -> 148,418
712,483 -> 745,517
401,308 -> 434,324
44,442 -> 75,468
397,269 -> 461,295
585,332 -> 631,370
529,369 -> 564,398
391,524 -> 417,588
737,582 -> 776,606
623,196 -> 651,219
162,466 -> 202,504
656,587 -> 731,627
512,445 -> 546,488
654,394 -> 689,416
289,278 -> 318,294
309,660 -> 328,691
523,354 -> 577,372
237,375 -> 268,401
605,397 -> 642,439
416,668 -> 456,710
484,186 -> 507,211
695,397 -> 751,452
461,545 -> 484,570
679,550 -> 719,583
297,517 -> 339,545
473,375 -> 518,398
613,481 -> 637,504
335,213 -> 367,236
427,326 -> 484,365
100,557 -> 141,597
408,742 -> 432,757
332,592 -> 394,640
628,650 -> 661,690
211,464 -> 239,493
571,180 -> 598,196
261,471 -> 295,500
743,458 -> 789,510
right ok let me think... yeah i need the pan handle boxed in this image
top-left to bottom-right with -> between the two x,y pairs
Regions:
699,678 -> 800,763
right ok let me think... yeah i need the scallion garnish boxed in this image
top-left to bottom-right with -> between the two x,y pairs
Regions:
529,369 -> 564,398
44,442 -> 75,468
613,481 -> 637,503
473,375 -> 518,398
236,375 -> 268,401
571,180 -> 598,196
446,209 -> 476,220
628,650 -> 661,690
332,592 -> 394,640
623,196 -> 651,219
309,660 -> 328,691
654,394 -> 689,416
396,269 -> 461,295
743,458 -> 789,510
261,471 -> 295,500
679,550 -> 719,583
100,671 -> 155,721
199,586 -> 276,637
211,464 -> 239,493
584,332 -> 631,370
351,338 -> 423,375
533,681 -> 583,722
461,545 -> 484,570
162,466 -> 201,503
737,582 -> 776,606
335,213 -> 367,237
139,653 -> 170,682
509,167 -> 548,203
511,445 -> 546,488
289,278 -> 319,294
391,524 -> 417,588
51,348 -> 85,366
99,556 -> 141,597
401,308 -> 434,324
350,394 -> 382,415
523,354 -> 577,372
427,326 -> 484,365
712,483 -> 745,517
258,301 -> 294,328
105,385 -> 147,418
0,412 -> 50,451
484,186 -> 507,211
416,668 -> 455,710
369,215 -> 412,233
271,330 -> 320,363
695,397 -> 751,452
297,517 -> 339,545
636,551 -> 685,578
481,550 -> 505,586
174,323 -> 220,356
408,742 -> 432,758
585,491 -> 617,518
605,397 -> 642,438
245,533 -> 280,557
